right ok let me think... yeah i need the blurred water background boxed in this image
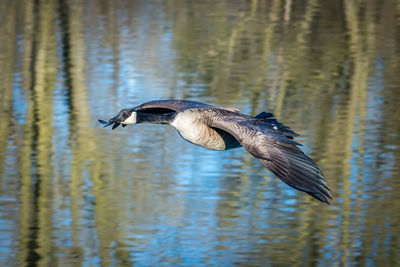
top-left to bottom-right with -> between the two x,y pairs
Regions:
1,0 -> 400,266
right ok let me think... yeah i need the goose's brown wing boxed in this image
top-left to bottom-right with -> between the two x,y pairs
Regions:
132,100 -> 240,113
209,113 -> 332,203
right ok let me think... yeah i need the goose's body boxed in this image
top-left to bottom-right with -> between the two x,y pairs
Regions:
99,100 -> 332,204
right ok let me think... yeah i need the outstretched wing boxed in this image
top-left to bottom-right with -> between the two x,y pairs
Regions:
132,100 -> 240,113
209,111 -> 332,203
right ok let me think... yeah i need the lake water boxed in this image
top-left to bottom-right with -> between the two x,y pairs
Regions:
1,0 -> 400,266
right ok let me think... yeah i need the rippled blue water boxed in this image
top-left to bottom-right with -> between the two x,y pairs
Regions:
0,0 -> 400,266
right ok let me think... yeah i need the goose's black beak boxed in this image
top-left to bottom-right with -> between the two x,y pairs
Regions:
98,109 -> 132,130
98,119 -> 112,126
98,113 -> 122,129
112,122 -> 121,130
98,119 -> 121,130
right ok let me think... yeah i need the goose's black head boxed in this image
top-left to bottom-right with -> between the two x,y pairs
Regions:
98,109 -> 136,130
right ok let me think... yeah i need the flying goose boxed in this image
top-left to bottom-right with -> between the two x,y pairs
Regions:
99,100 -> 332,203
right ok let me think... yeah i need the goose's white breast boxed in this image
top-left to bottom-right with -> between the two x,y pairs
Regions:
170,111 -> 226,150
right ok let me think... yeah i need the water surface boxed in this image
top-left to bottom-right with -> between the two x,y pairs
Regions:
1,0 -> 400,266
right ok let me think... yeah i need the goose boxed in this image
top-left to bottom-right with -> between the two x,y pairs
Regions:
99,100 -> 332,204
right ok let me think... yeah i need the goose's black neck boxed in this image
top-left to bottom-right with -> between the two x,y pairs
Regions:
136,111 -> 176,124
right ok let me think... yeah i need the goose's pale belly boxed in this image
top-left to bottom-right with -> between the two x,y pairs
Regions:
171,111 -> 240,151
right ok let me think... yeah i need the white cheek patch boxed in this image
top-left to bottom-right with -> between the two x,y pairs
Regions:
123,112 -> 137,124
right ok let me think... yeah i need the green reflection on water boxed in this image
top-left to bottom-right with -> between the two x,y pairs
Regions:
0,0 -> 400,266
